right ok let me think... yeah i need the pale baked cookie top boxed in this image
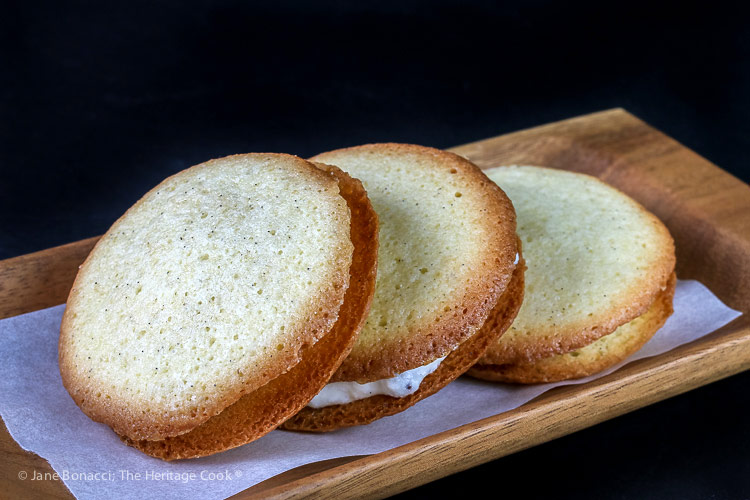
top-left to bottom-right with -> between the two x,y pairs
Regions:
312,144 -> 518,382
480,165 -> 675,364
59,153 -> 353,440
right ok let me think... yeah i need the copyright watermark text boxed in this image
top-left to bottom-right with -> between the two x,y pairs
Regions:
18,468 -> 242,483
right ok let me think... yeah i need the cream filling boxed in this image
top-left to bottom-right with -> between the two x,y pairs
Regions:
514,252 -> 520,265
307,356 -> 446,409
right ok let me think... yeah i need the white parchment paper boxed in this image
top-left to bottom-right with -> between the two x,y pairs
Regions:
0,279 -> 741,500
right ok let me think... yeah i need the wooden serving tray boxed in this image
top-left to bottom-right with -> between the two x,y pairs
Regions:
2,108 -> 749,500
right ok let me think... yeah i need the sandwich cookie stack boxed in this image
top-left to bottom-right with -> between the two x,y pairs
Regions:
470,166 -> 676,383
284,144 -> 524,431
59,154 -> 378,460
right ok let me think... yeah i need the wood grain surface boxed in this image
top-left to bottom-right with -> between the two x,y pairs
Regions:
2,108 -> 748,500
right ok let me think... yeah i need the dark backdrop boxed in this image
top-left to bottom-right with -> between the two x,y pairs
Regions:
2,1 -> 748,498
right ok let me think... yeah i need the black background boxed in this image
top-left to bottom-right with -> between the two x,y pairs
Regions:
2,1 -> 749,498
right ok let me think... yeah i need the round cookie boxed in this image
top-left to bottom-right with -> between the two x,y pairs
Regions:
121,163 -> 379,459
471,165 -> 675,383
283,143 -> 523,430
60,154 -> 377,458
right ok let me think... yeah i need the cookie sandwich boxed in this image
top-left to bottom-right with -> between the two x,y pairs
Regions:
284,144 -> 524,431
469,165 -> 676,384
59,153 -> 378,459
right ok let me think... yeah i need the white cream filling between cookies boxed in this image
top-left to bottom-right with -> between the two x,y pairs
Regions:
514,252 -> 519,265
307,356 -> 446,409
